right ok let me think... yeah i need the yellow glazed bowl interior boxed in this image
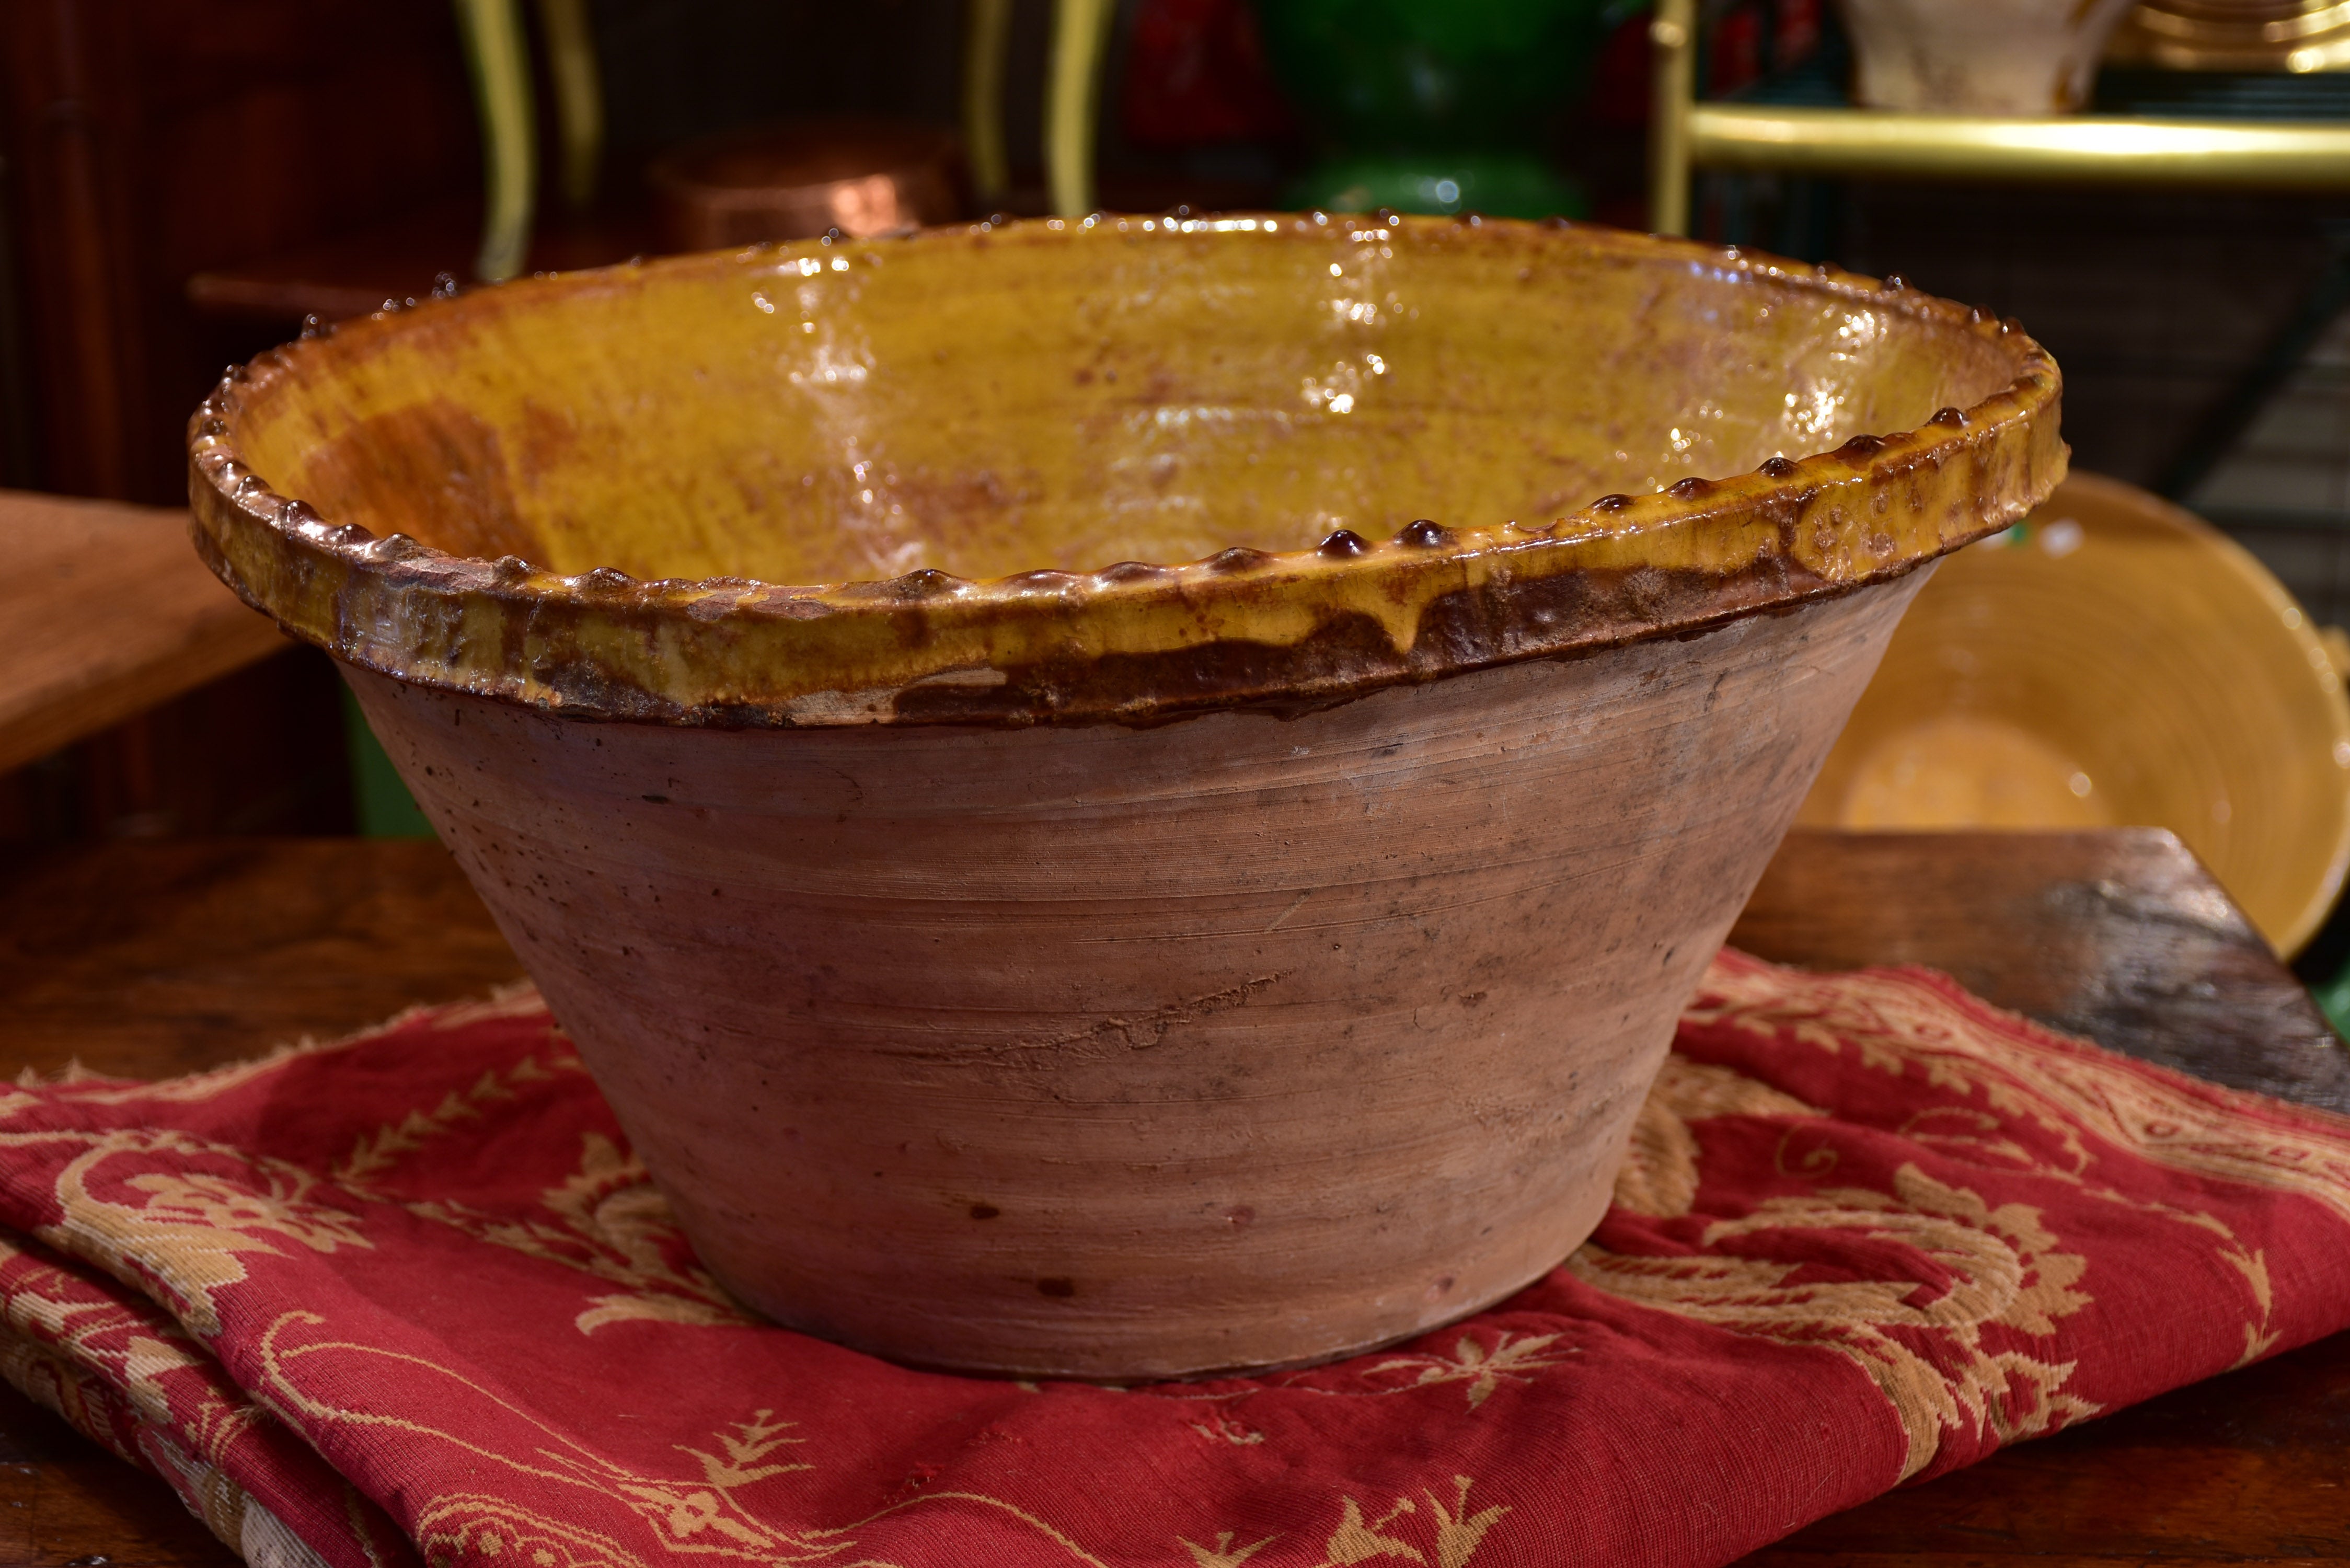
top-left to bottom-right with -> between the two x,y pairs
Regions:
1800,471 -> 2350,954
232,220 -> 2027,583
189,215 -> 2065,727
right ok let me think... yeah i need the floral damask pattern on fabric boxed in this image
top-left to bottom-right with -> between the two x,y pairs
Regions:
0,952 -> 2345,1568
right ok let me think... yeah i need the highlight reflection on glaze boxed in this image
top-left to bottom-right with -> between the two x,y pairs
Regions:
236,215 -> 2019,586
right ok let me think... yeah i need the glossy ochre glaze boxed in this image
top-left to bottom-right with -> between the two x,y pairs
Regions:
189,215 -> 2063,727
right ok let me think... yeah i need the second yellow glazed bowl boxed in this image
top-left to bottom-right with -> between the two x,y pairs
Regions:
1802,471 -> 2350,953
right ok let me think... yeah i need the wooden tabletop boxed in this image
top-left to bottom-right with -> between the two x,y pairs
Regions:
0,490 -> 287,776
0,827 -> 2343,1566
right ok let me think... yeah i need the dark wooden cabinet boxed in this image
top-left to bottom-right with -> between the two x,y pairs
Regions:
1,0 -> 479,503
0,1 -> 484,841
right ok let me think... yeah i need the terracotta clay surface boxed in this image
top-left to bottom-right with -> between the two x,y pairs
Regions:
350,577 -> 1920,1378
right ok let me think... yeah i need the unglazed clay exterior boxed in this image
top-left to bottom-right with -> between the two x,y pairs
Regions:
1837,0 -> 2144,113
186,215 -> 2066,1378
348,576 -> 1920,1376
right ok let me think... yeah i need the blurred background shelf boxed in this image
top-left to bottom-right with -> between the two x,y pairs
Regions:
184,202 -> 654,326
1653,0 -> 2350,233
1680,103 -> 2350,186
1651,0 -> 2350,643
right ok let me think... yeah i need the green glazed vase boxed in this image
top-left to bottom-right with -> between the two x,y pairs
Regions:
1255,0 -> 1612,219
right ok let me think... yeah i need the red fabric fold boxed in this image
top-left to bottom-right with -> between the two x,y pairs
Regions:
1,950 -> 2345,1568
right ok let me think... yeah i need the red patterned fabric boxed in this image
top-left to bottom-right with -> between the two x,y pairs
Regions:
2,951 -> 2347,1568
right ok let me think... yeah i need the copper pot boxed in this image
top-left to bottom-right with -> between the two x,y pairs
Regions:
649,117 -> 966,253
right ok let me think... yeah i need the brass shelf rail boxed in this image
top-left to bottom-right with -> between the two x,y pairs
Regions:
451,0 -> 1116,285
1650,0 -> 2350,235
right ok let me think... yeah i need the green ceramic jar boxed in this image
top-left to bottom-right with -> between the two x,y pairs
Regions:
1255,0 -> 1614,218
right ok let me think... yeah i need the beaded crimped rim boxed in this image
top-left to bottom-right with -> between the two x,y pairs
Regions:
186,213 -> 2068,729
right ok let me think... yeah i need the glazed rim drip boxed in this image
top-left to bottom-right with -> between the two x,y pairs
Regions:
187,214 -> 2068,728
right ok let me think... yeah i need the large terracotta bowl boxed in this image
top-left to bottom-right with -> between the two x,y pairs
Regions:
187,216 -> 2064,1379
